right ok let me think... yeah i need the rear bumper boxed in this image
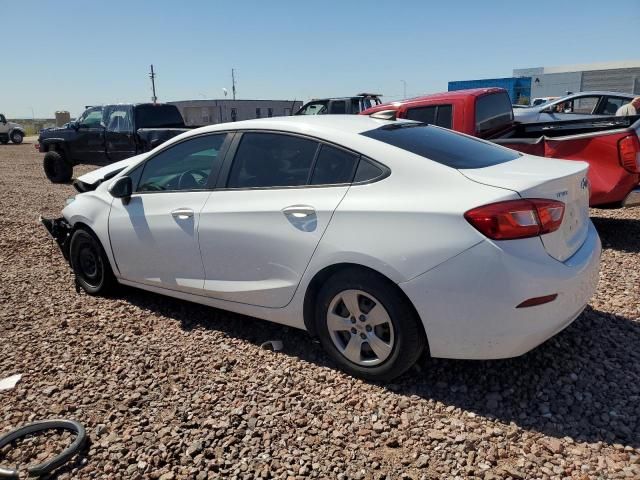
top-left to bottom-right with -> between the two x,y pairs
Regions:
40,216 -> 72,260
399,222 -> 601,360
623,187 -> 640,208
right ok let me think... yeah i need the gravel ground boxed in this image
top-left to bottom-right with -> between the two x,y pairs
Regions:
1,140 -> 639,479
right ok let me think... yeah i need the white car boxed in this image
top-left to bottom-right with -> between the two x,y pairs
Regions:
0,113 -> 25,144
514,91 -> 635,123
42,115 -> 601,380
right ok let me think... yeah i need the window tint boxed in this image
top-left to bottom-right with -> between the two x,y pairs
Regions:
137,134 -> 226,192
601,97 -> 629,115
331,101 -> 347,114
135,105 -> 184,128
406,106 -> 436,124
227,133 -> 318,188
436,105 -> 452,128
360,123 -> 519,169
310,145 -> 359,185
405,105 -> 453,128
475,92 -> 513,135
354,158 -> 384,182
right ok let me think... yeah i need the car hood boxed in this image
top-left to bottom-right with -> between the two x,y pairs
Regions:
74,154 -> 147,192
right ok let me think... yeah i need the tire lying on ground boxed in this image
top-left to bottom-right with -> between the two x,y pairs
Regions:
43,151 -> 73,183
10,130 -> 23,144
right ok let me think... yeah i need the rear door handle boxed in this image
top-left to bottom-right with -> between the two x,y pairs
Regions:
282,205 -> 316,218
171,208 -> 194,220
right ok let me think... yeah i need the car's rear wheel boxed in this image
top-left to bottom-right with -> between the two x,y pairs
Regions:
314,268 -> 426,381
43,151 -> 73,183
11,131 -> 23,144
69,229 -> 116,295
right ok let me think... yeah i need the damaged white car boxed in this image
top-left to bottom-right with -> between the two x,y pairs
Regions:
42,115 -> 601,380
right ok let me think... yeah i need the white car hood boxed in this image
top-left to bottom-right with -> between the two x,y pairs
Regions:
75,153 -> 147,185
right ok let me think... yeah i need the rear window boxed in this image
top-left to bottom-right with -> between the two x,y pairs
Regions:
135,105 -> 185,128
360,123 -> 519,169
475,92 -> 513,135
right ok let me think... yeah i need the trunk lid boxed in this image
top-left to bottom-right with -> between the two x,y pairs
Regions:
460,155 -> 590,262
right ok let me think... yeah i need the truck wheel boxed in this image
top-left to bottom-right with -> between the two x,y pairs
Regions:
43,151 -> 73,183
10,131 -> 24,144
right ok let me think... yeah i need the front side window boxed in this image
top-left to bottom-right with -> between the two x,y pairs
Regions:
137,134 -> 226,192
310,145 -> 359,185
227,133 -> 318,188
297,101 -> 328,115
551,96 -> 599,114
361,123 -> 519,169
79,108 -> 104,128
105,106 -> 133,133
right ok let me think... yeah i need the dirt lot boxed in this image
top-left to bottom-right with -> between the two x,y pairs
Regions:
1,140 -> 639,479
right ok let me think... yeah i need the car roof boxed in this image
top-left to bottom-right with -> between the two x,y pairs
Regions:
370,88 -> 507,110
190,114 -> 403,137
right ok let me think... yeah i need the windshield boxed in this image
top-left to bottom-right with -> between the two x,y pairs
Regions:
135,105 -> 185,128
360,123 -> 519,169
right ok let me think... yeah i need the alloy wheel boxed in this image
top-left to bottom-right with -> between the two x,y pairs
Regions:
326,289 -> 395,366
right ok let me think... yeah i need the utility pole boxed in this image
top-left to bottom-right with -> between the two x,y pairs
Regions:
149,64 -> 158,103
232,68 -> 237,100
401,80 -> 407,99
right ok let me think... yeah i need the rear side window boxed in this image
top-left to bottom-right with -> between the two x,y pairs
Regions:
360,123 -> 519,169
405,105 -> 452,128
135,105 -> 184,128
354,158 -> 384,182
475,92 -> 513,135
227,133 -> 318,188
310,145 -> 359,185
331,101 -> 347,114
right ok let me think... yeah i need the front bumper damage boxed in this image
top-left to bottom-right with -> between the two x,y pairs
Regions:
40,216 -> 72,261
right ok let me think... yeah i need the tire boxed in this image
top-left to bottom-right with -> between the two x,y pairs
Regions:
10,131 -> 23,144
314,268 -> 426,381
69,229 -> 117,295
43,150 -> 73,183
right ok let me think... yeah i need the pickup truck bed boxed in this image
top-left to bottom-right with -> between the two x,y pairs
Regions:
362,88 -> 640,208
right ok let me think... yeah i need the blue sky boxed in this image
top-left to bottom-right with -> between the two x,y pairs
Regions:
3,0 -> 639,118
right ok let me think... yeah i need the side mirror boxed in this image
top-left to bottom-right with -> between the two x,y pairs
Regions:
108,176 -> 132,199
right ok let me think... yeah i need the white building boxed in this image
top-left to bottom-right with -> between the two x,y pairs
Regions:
514,60 -> 640,100
169,99 -> 302,126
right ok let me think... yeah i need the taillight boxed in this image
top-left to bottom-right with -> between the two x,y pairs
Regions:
618,135 -> 640,173
465,199 -> 565,240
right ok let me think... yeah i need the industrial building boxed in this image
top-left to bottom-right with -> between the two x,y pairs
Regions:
449,60 -> 640,105
169,99 -> 302,126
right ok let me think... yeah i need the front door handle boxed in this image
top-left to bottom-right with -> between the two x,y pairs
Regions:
282,205 -> 316,218
171,208 -> 194,220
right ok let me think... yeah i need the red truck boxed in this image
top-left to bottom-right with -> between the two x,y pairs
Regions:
362,88 -> 640,208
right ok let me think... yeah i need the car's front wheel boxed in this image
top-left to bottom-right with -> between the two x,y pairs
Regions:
11,131 -> 23,144
69,229 -> 117,295
314,268 -> 426,381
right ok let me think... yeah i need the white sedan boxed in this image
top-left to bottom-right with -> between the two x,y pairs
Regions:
42,115 -> 601,380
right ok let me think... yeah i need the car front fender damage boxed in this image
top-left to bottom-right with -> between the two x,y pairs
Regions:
40,216 -> 72,261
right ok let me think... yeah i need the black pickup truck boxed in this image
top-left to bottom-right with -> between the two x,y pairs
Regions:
38,103 -> 191,183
